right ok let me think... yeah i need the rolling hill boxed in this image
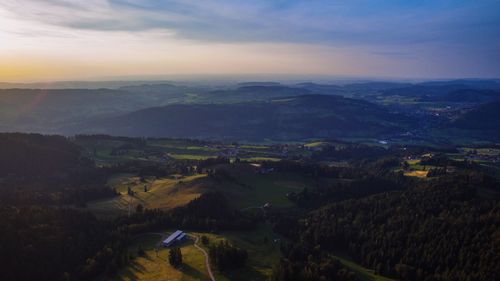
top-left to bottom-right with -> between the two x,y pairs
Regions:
75,94 -> 413,140
450,101 -> 500,131
419,89 -> 500,103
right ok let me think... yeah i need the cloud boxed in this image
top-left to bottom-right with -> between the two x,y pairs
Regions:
1,0 -> 499,80
1,0 -> 499,47
371,51 -> 415,59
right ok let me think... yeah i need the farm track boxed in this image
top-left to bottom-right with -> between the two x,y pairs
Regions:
190,234 -> 216,281
134,232 -> 216,281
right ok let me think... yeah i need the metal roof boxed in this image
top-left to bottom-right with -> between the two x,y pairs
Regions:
163,230 -> 183,245
176,233 -> 187,241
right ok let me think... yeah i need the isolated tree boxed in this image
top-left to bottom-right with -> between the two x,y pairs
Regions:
176,248 -> 182,265
201,235 -> 209,245
169,248 -> 182,268
136,204 -> 144,213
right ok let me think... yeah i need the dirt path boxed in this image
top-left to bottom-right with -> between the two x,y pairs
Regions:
190,234 -> 216,281
134,232 -> 215,281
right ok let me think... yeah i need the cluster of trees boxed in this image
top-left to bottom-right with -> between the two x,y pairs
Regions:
122,192 -> 257,235
208,241 -> 248,272
427,167 -> 447,177
0,206 -> 129,281
0,181 -> 117,207
312,143 -> 390,161
75,134 -> 147,144
355,156 -> 402,173
101,154 -> 231,180
0,133 -> 116,206
197,156 -> 231,172
279,172 -> 499,281
207,168 -> 252,189
104,160 -> 192,178
265,156 -> 410,181
0,133 -> 83,177
310,143 -> 456,161
420,153 -> 478,170
271,253 -> 357,281
262,160 -> 363,179
169,248 -> 183,268
287,172 -> 410,208
201,235 -> 210,245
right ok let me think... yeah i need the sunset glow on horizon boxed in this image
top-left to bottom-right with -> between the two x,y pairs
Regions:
1,0 -> 499,82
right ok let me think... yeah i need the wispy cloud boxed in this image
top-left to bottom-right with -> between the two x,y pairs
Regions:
0,0 -> 499,80
371,51 -> 415,59
2,0 -> 499,46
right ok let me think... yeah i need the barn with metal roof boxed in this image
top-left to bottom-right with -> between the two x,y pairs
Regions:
162,230 -> 187,247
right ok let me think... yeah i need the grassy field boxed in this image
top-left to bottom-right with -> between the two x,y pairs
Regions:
193,224 -> 281,281
404,170 -> 428,178
77,137 -> 289,165
401,159 -> 434,178
86,164 -> 307,216
86,160 -> 316,219
211,165 -> 308,209
110,224 -> 281,281
86,174 -> 207,217
111,233 -> 211,281
304,141 -> 330,148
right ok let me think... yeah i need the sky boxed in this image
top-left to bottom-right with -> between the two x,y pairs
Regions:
0,0 -> 499,81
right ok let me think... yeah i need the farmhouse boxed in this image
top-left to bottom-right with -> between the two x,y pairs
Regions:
162,230 -> 187,247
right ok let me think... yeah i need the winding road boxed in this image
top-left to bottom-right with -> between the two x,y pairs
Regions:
190,234 -> 216,281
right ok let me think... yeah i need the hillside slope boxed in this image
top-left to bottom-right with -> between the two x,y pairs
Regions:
451,101 -> 500,131
76,95 -> 412,140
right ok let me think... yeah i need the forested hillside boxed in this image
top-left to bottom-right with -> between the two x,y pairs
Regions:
451,101 -> 500,131
0,206 -> 127,281
79,95 -> 411,140
272,173 -> 500,281
0,133 -> 115,205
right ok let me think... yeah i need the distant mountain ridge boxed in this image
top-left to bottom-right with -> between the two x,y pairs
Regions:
1,79 -> 500,142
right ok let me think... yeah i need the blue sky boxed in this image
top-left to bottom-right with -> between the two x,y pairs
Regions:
0,0 -> 499,81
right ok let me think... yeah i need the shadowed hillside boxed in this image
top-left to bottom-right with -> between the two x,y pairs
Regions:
77,95 -> 413,140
